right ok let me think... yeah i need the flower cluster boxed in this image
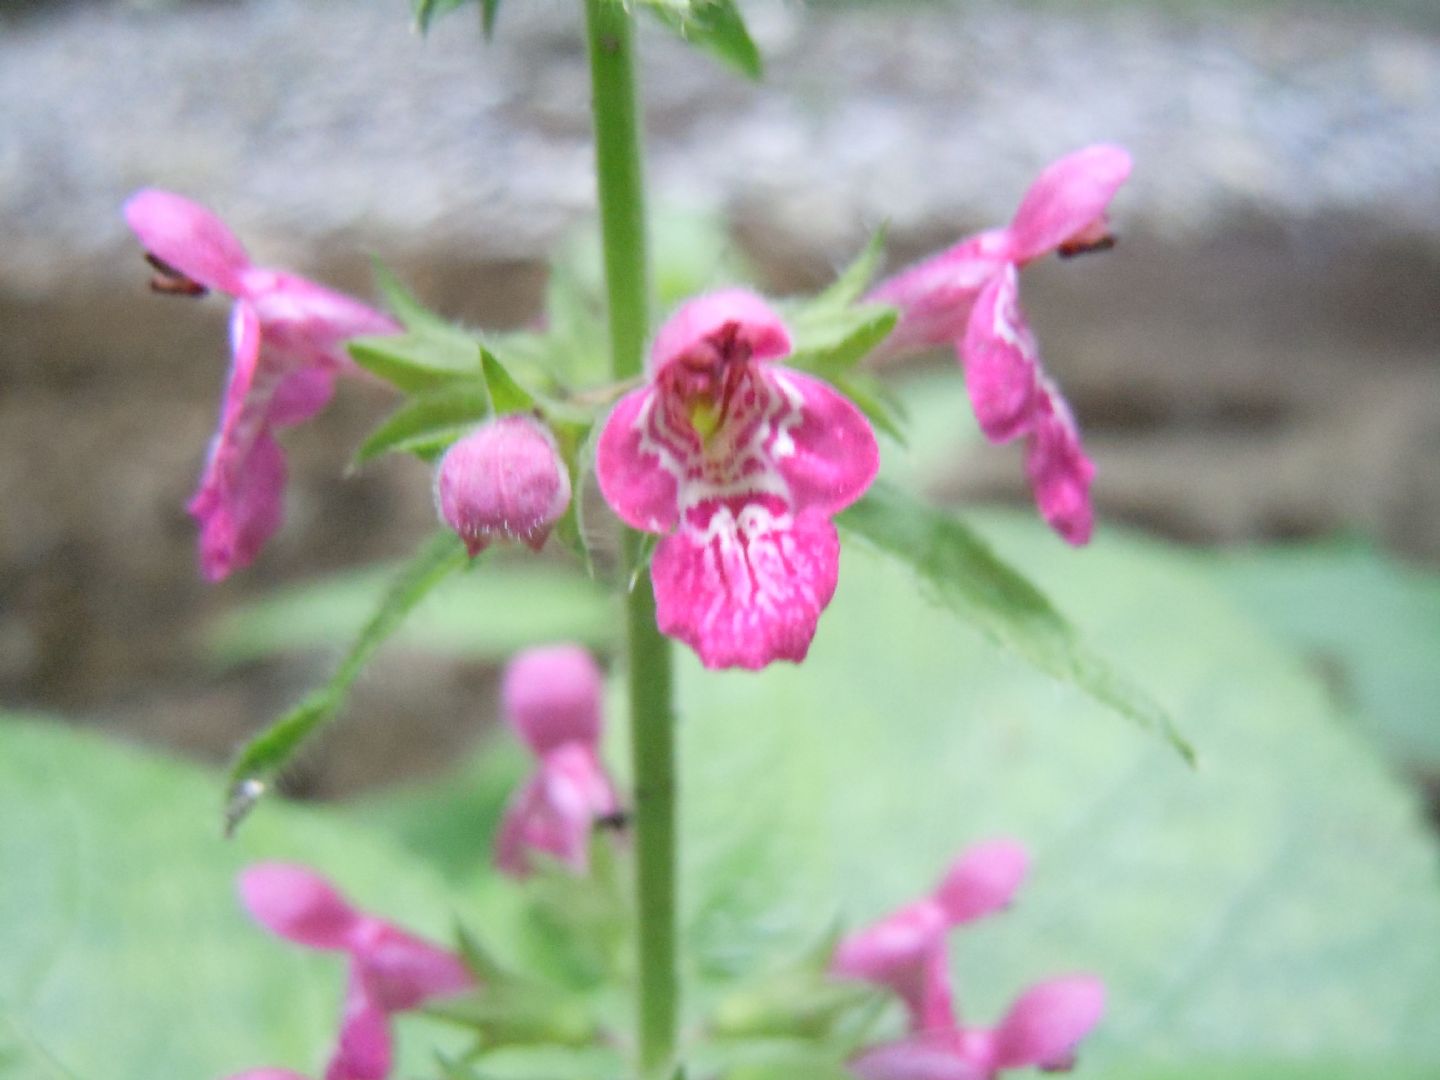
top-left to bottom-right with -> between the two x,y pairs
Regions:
833,840 -> 1104,1079
869,144 -> 1132,545
123,190 -> 399,581
493,644 -> 621,877
596,289 -> 880,669
226,863 -> 474,1080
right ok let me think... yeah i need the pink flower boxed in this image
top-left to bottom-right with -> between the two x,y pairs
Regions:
848,976 -> 1106,1080
123,189 -> 399,581
835,844 -> 1103,1080
494,645 -> 621,877
237,863 -> 474,1080
595,289 -> 880,670
831,840 -> 1029,1032
869,144 -> 1132,545
434,415 -> 572,557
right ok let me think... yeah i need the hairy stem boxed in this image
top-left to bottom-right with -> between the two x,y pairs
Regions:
583,3 -> 679,1078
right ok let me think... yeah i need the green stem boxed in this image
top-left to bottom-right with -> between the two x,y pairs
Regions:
582,3 -> 678,1078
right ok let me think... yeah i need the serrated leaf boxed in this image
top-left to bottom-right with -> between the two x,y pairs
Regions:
0,718 -> 471,1080
350,332 -> 484,394
224,531 -> 472,835
831,371 -> 908,445
372,259 -> 455,334
481,348 -> 537,414
787,304 -> 898,378
812,226 -> 889,310
356,381 -> 492,465
643,0 -> 763,80
837,483 -> 1194,762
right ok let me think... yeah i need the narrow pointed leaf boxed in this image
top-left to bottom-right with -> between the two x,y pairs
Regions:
350,333 -> 484,394
224,531 -> 472,835
371,259 -> 455,334
838,483 -> 1194,762
481,347 -> 537,414
643,0 -> 763,80
355,382 -> 492,465
813,226 -> 889,310
481,0 -> 501,37
787,304 -> 898,378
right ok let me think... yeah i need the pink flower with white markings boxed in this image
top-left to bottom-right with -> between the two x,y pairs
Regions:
835,843 -> 1103,1080
434,414 -> 572,557
237,863 -> 474,1080
123,189 -> 399,581
869,144 -> 1132,545
831,840 -> 1029,1032
596,289 -> 880,670
495,644 -> 622,877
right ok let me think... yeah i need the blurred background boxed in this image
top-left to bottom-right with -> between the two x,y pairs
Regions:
1,0 -> 1438,804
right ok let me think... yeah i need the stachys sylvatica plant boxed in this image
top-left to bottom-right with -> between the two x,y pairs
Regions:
121,2 -> 1194,1078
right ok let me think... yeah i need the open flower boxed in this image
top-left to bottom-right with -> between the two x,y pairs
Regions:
848,976 -> 1107,1080
495,644 -> 621,877
434,414 -> 572,557
835,843 -> 1103,1080
237,863 -> 474,1080
868,144 -> 1132,545
596,289 -> 880,670
831,840 -> 1029,1032
123,189 -> 399,581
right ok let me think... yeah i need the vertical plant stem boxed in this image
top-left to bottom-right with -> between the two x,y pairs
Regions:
583,3 -> 679,1078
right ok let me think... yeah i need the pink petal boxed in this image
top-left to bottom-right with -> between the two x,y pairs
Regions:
959,265 -> 1041,444
992,975 -> 1106,1071
768,369 -> 879,517
268,366 -> 339,429
495,744 -> 619,878
348,919 -> 475,1013
237,863 -> 359,951
831,898 -> 953,1031
1024,385 -> 1095,546
850,1035 -> 984,1080
188,302 -> 288,580
433,415 -> 572,557
1007,144 -> 1133,265
123,188 -> 251,295
651,504 -> 840,670
501,644 -> 604,755
867,230 -> 1011,357
935,840 -> 1029,925
243,269 -> 399,369
649,288 -> 791,377
324,974 -> 392,1080
595,386 -> 683,534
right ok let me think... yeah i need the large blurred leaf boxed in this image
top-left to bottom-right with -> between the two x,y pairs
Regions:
355,514 -> 1440,1077
1200,540 -> 1440,771
0,717 -> 469,1080
676,517 -> 1440,1078
838,484 -> 1193,761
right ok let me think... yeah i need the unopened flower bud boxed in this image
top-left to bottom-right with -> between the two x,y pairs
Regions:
434,415 -> 571,557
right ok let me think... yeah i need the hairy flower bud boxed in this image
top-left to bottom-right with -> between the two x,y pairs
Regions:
434,415 -> 571,557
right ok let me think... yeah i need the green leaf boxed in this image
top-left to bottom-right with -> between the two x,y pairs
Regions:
642,0 -> 763,80
674,518 -> 1440,1077
838,483 -> 1193,762
350,332 -> 484,395
0,717 -> 471,1080
1201,539 -> 1440,771
223,531 -> 471,835
786,304 -> 898,379
482,348 -> 537,415
481,0 -> 501,37
372,260 -> 456,334
812,226 -> 889,310
356,381 -> 493,465
208,555 -> 616,668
